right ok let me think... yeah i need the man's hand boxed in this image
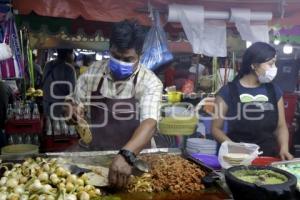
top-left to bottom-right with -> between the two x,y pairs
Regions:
108,155 -> 132,188
63,99 -> 84,124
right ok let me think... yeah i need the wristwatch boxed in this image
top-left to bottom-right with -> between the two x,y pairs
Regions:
118,149 -> 137,166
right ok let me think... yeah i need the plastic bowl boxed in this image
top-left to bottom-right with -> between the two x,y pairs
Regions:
252,156 -> 281,166
1,144 -> 39,155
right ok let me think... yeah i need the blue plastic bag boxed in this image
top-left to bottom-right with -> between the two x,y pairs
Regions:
141,11 -> 173,71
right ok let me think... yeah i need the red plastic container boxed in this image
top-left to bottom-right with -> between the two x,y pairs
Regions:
251,156 -> 281,166
5,118 -> 43,134
41,136 -> 78,152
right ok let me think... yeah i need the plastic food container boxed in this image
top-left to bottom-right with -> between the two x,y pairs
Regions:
158,116 -> 197,136
190,153 -> 221,170
167,91 -> 182,103
252,156 -> 281,166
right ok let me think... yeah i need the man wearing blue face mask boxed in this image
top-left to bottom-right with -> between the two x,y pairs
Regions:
65,20 -> 163,188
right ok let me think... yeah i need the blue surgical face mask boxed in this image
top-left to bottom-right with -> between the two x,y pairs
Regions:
109,56 -> 136,80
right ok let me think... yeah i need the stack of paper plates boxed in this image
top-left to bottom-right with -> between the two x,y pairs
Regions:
186,138 -> 217,155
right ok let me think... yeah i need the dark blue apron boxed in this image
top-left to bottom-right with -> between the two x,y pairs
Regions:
226,81 -> 279,156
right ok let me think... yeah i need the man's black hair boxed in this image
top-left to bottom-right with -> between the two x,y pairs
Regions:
57,49 -> 73,60
32,54 -> 37,61
109,20 -> 145,55
83,55 -> 94,66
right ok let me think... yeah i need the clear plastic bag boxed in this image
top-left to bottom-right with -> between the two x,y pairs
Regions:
141,10 -> 173,71
0,43 -> 12,61
218,141 -> 262,169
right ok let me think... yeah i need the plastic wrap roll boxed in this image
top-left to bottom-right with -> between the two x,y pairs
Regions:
168,4 -> 272,22
168,4 -> 204,23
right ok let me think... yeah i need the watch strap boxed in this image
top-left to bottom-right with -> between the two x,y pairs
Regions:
118,149 -> 136,166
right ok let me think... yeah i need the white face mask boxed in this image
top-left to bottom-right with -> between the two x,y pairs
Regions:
258,66 -> 278,83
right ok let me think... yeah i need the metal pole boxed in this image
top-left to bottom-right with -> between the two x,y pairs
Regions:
194,54 -> 200,92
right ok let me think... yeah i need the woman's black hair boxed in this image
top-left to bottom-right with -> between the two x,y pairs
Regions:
109,20 -> 145,55
236,42 -> 276,79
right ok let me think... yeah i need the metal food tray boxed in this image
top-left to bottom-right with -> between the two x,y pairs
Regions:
271,159 -> 300,192
0,148 -> 231,200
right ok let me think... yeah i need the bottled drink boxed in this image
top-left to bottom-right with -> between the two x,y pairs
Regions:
23,104 -> 31,120
60,120 -> 69,135
32,104 -> 40,120
6,104 -> 13,120
33,135 -> 39,145
24,135 -> 32,144
16,135 -> 23,144
53,120 -> 61,136
45,118 -> 53,136
13,101 -> 17,115
15,106 -> 22,120
8,135 -> 14,145
69,125 -> 76,136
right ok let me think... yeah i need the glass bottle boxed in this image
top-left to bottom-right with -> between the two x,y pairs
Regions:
8,135 -> 14,145
24,135 -> 32,144
23,104 -> 31,120
69,125 -> 76,136
53,120 -> 61,136
15,102 -> 22,120
33,135 -> 40,145
6,104 -> 13,120
46,118 -> 53,136
32,104 -> 40,120
60,120 -> 69,135
16,135 -> 23,144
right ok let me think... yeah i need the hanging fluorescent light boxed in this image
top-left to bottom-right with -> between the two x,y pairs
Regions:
246,41 -> 252,48
80,51 -> 95,55
53,52 -> 58,56
103,55 -> 110,59
283,43 -> 293,54
273,39 -> 280,45
95,53 -> 102,61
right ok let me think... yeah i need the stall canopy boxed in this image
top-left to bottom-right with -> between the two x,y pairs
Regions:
13,0 -> 300,26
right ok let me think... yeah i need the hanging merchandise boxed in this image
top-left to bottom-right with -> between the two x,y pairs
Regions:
27,47 -> 34,87
140,10 -> 173,71
216,57 -> 235,90
212,57 -> 218,93
0,14 -> 24,79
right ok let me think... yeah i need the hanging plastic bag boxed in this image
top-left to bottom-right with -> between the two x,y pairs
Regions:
0,43 -> 12,61
0,16 -> 23,79
218,141 -> 262,169
141,10 -> 173,71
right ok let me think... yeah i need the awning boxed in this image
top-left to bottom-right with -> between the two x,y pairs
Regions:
13,0 -> 300,26
16,13 -> 113,37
